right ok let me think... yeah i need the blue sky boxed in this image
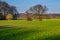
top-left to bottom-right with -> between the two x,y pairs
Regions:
1,0 -> 60,13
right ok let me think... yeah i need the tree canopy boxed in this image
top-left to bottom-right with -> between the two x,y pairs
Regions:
26,4 -> 47,14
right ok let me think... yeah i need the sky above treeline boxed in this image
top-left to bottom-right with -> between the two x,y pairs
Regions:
1,0 -> 60,13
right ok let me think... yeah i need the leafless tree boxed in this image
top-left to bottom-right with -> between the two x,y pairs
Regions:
26,4 -> 47,21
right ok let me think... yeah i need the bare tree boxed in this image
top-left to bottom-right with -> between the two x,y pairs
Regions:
26,4 -> 47,21
0,1 -> 10,19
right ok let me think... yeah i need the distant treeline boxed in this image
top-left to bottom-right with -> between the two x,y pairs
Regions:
0,1 -> 60,21
18,13 -> 60,19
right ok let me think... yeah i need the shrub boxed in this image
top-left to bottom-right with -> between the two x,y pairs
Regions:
6,14 -> 13,20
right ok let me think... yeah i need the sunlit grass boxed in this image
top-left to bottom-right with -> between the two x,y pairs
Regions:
0,19 -> 60,40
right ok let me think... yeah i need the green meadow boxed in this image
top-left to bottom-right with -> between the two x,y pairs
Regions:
0,19 -> 60,40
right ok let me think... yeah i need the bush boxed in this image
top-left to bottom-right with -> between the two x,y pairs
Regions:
6,14 -> 13,20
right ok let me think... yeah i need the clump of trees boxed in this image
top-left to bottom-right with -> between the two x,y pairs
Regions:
26,4 -> 47,21
0,1 -> 47,21
0,1 -> 18,20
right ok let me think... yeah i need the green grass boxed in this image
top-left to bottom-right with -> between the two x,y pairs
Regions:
0,19 -> 60,40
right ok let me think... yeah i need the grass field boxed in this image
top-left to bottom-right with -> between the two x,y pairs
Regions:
0,19 -> 60,40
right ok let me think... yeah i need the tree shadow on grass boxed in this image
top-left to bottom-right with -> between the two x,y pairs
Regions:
1,26 -> 60,40
0,26 -> 16,29
0,26 -> 42,40
45,35 -> 60,40
37,35 -> 60,40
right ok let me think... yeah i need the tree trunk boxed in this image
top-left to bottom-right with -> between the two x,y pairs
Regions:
39,14 -> 42,21
26,13 -> 32,21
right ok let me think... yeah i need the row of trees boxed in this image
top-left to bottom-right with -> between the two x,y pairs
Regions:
26,4 -> 47,21
0,1 -> 47,21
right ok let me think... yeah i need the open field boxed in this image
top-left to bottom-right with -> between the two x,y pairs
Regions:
0,19 -> 60,40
